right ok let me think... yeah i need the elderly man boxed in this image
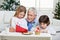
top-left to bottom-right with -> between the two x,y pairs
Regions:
26,7 -> 38,31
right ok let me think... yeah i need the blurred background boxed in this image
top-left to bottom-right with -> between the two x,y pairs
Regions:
0,0 -> 60,40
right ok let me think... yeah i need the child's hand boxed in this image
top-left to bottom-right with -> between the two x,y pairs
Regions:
34,26 -> 40,32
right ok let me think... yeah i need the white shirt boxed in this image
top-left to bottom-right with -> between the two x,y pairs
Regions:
10,17 -> 28,29
40,25 -> 56,34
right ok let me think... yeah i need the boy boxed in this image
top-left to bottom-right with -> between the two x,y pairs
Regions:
35,15 -> 56,34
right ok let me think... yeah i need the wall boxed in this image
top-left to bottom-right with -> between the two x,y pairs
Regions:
0,0 -> 4,4
20,0 -> 36,9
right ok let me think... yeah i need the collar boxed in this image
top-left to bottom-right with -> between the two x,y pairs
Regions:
26,19 -> 35,23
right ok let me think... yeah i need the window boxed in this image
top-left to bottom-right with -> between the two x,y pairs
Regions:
40,0 -> 54,9
20,0 -> 54,10
0,0 -> 54,10
20,0 -> 36,9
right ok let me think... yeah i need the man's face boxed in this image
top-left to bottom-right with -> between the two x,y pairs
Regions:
27,10 -> 36,22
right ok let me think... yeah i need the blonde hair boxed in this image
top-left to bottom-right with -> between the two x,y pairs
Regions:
14,5 -> 26,17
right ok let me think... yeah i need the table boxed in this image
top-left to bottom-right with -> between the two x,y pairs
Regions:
0,32 -> 52,40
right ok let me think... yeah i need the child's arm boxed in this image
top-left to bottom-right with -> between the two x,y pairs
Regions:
35,25 -> 48,33
9,18 -> 16,32
9,27 -> 15,32
40,29 -> 48,33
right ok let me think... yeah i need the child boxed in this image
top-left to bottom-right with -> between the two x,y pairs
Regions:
9,5 -> 28,33
35,15 -> 56,34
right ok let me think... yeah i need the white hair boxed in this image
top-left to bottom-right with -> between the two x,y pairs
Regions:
28,7 -> 37,15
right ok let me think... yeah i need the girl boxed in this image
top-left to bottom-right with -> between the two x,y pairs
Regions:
9,5 -> 28,33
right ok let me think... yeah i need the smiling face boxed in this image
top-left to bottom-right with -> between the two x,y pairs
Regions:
27,10 -> 36,22
17,12 -> 25,19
